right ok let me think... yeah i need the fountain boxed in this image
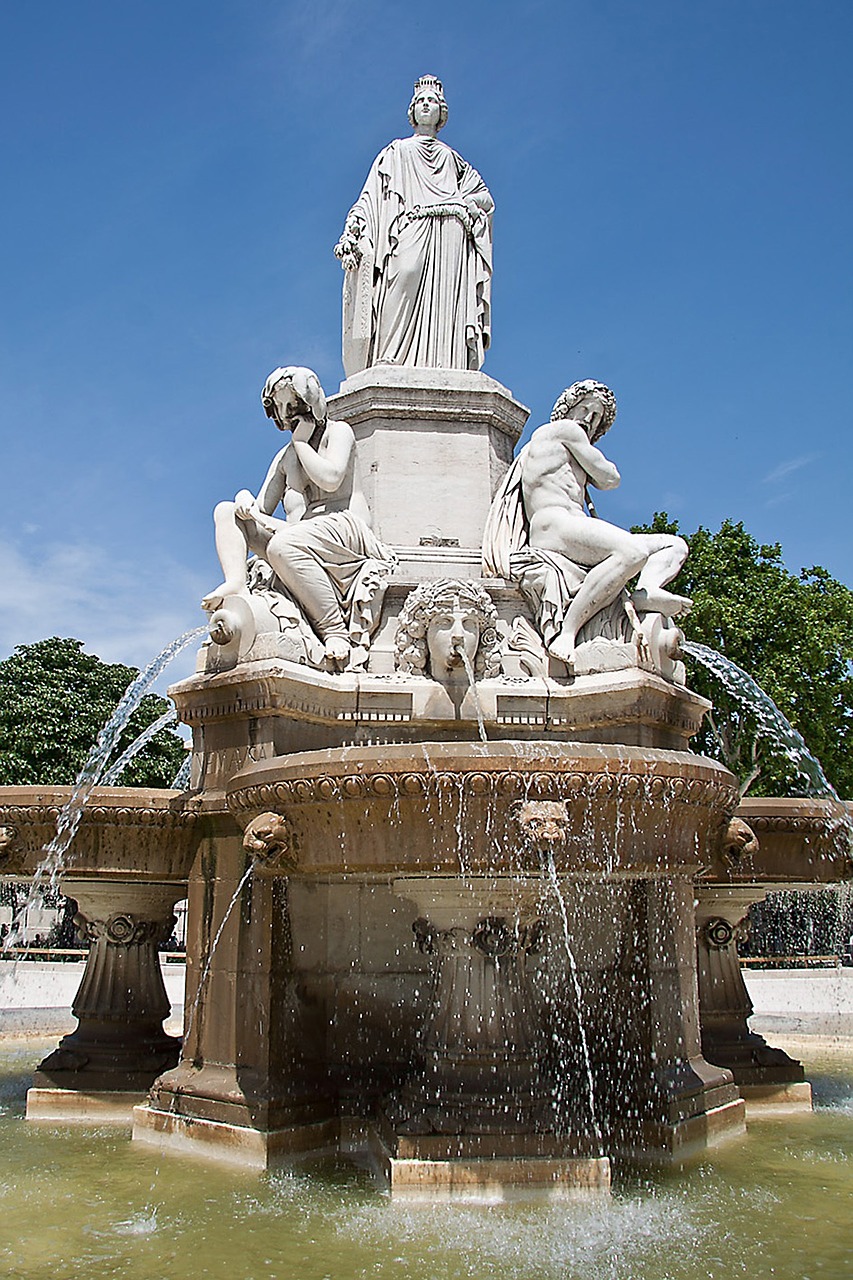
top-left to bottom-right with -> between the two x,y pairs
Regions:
2,75 -> 850,1205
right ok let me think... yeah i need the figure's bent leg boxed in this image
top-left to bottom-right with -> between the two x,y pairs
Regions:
632,536 -> 692,617
549,546 -> 647,669
202,502 -> 252,611
265,534 -> 350,662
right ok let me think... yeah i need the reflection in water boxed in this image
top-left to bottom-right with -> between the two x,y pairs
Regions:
0,1037 -> 851,1280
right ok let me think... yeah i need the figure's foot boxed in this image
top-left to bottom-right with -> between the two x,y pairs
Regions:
201,581 -> 247,613
323,635 -> 351,669
631,587 -> 693,618
547,633 -> 576,674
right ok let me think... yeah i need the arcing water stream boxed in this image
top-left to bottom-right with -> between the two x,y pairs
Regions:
682,641 -> 837,798
2,626 -> 205,952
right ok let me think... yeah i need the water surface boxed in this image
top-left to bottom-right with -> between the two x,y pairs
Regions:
1,1037 -> 850,1280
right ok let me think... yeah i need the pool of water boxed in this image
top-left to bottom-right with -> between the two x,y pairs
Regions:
1,1036 -> 851,1280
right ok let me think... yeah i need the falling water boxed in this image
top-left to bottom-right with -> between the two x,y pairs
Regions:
541,851 -> 603,1148
2,625 -> 205,952
182,864 -> 255,1049
100,707 -> 178,785
682,640 -> 837,798
457,647 -> 488,744
170,755 -> 192,791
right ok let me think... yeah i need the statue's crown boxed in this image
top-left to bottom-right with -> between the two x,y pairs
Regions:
412,74 -> 444,100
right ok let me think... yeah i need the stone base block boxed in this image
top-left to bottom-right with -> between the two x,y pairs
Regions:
367,1128 -> 610,1202
132,1104 -> 340,1170
26,1087 -> 148,1123
622,1095 -> 746,1166
740,1081 -> 813,1114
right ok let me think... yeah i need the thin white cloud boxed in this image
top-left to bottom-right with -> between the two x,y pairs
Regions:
0,536 -> 207,685
761,454 -> 820,485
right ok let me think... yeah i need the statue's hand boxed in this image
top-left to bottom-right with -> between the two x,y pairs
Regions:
234,489 -> 258,521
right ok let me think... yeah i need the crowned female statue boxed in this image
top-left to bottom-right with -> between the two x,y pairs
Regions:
334,76 -> 493,376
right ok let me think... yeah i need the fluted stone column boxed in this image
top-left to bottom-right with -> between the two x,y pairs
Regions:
695,885 -> 809,1108
32,878 -> 184,1100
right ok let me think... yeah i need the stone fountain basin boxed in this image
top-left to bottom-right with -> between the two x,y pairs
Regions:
714,796 -> 852,885
0,787 -> 200,883
226,742 -> 738,878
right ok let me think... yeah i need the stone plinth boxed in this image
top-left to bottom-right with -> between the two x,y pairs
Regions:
30,878 -> 185,1107
133,805 -> 338,1168
329,366 -> 528,548
171,662 -> 713,796
370,876 -> 611,1199
695,885 -> 810,1110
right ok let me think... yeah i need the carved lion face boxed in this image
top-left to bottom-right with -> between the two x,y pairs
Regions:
513,801 -> 570,847
242,811 -> 294,867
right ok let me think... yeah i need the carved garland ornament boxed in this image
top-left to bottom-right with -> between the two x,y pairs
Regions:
413,915 -> 546,958
0,804 -> 196,832
229,771 -> 738,817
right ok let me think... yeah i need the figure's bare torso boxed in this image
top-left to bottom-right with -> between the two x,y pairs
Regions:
522,423 -> 588,523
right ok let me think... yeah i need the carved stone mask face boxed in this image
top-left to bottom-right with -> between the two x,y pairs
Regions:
426,604 -> 480,675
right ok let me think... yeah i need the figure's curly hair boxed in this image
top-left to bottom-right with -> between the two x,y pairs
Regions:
408,74 -> 449,132
395,578 -> 501,678
550,380 -> 617,437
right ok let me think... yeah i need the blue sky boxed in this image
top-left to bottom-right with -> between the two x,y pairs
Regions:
1,1 -> 851,688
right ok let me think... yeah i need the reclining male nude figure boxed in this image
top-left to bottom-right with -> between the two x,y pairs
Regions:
202,365 -> 388,666
520,379 -> 692,671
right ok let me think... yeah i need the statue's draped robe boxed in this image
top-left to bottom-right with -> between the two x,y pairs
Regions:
343,135 -> 493,375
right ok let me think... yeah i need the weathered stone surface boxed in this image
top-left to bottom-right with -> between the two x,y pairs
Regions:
329,366 -> 528,548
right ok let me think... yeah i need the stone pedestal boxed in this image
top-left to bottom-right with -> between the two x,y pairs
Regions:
28,878 -> 184,1119
601,878 -> 746,1164
133,809 -> 337,1168
373,876 -> 610,1201
329,366 -> 528,549
695,885 -> 810,1111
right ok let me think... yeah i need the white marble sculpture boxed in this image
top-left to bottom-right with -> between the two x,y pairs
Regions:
482,380 -> 692,674
202,366 -> 395,670
334,75 -> 493,376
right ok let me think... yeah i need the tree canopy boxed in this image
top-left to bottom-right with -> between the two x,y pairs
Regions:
636,516 -> 853,797
0,637 -> 186,788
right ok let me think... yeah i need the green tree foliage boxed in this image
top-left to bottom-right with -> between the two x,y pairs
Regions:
635,516 -> 853,797
0,637 -> 186,788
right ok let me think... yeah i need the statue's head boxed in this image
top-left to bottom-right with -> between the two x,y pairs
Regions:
551,380 -> 617,443
261,366 -> 327,432
395,579 -> 501,679
408,74 -> 448,132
